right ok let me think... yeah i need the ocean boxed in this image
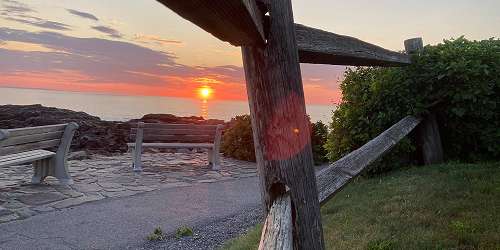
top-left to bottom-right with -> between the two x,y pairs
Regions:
0,87 -> 335,122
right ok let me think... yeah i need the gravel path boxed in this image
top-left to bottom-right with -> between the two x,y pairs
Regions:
141,205 -> 263,250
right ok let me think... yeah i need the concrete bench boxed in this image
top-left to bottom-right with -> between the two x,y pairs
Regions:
128,122 -> 223,171
0,123 -> 79,185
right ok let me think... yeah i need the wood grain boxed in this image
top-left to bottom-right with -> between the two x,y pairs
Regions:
0,150 -> 55,168
156,0 -> 265,46
0,139 -> 61,156
127,143 -> 214,149
0,131 -> 64,147
416,114 -> 443,165
131,128 -> 217,136
316,116 -> 421,204
258,193 -> 293,250
7,124 -> 66,137
141,124 -> 219,130
241,0 -> 324,248
404,38 -> 424,54
296,23 -> 411,66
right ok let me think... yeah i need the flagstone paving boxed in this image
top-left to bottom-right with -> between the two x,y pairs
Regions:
0,152 -> 257,223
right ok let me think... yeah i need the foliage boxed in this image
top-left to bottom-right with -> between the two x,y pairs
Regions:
325,37 -> 500,173
366,239 -> 395,250
147,227 -> 164,241
221,115 -> 330,165
175,226 -> 193,239
311,120 -> 329,165
220,224 -> 262,250
221,162 -> 500,249
221,115 -> 256,162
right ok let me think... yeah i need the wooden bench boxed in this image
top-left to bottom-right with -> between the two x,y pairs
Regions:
128,122 -> 223,171
0,123 -> 79,185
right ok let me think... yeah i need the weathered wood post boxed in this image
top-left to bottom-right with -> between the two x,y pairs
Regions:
241,0 -> 325,249
405,38 -> 444,165
404,38 -> 424,54
416,113 -> 444,165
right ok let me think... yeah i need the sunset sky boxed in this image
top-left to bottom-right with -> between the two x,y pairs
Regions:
0,0 -> 498,104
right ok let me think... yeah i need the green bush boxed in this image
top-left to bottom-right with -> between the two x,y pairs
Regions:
222,115 -> 330,165
325,37 -> 500,174
221,115 -> 256,162
311,120 -> 329,165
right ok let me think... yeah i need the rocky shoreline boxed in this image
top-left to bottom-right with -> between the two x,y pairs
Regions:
0,104 -> 224,154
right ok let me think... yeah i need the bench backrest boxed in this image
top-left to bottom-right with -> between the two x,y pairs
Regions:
0,123 -> 79,156
131,123 -> 223,143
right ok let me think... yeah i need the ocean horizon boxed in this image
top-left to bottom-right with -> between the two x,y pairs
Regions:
0,87 -> 335,123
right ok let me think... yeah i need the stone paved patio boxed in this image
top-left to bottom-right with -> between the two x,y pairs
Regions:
0,152 -> 257,223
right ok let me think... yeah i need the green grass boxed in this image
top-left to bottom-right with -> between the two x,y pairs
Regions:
147,227 -> 165,241
222,162 -> 500,250
175,225 -> 194,239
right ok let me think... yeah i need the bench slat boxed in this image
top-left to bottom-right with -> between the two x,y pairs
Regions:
131,134 -> 215,142
142,123 -> 219,130
0,131 -> 64,147
131,128 -> 217,136
128,143 -> 214,149
0,139 -> 61,156
0,149 -> 51,162
0,150 -> 55,167
7,124 -> 66,137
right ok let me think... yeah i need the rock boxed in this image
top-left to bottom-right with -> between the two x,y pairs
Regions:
0,206 -> 13,217
0,213 -> 19,223
68,151 -> 90,161
49,194 -> 104,209
0,104 -> 226,155
17,192 -> 66,206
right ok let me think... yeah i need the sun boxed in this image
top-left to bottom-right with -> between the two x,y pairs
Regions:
198,87 -> 212,99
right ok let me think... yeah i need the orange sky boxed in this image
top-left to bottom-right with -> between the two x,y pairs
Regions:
0,0 -> 498,105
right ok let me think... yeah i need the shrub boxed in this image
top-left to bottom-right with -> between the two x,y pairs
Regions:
222,115 -> 330,165
311,120 -> 329,165
325,37 -> 500,174
221,115 -> 256,162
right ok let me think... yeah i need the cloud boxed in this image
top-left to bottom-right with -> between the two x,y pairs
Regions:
1,0 -> 34,14
4,16 -> 71,31
0,28 -> 177,84
0,27 -> 344,103
92,25 -> 122,38
134,34 -> 183,46
0,28 -> 245,88
1,1 -> 71,31
67,9 -> 98,21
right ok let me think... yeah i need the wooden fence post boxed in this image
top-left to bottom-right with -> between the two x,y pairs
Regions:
404,38 -> 424,54
404,38 -> 444,165
241,0 -> 325,249
417,113 -> 444,165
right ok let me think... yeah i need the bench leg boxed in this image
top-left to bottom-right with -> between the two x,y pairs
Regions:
132,147 -> 142,172
32,158 -> 51,184
208,148 -> 214,165
210,148 -> 221,170
53,154 -> 73,185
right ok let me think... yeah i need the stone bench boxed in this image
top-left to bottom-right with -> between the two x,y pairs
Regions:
127,122 -> 223,171
0,123 -> 79,185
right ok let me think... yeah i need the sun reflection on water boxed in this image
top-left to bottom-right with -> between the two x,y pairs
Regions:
200,99 -> 208,119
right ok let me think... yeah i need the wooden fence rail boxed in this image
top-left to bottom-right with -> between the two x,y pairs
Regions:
259,115 -> 422,249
